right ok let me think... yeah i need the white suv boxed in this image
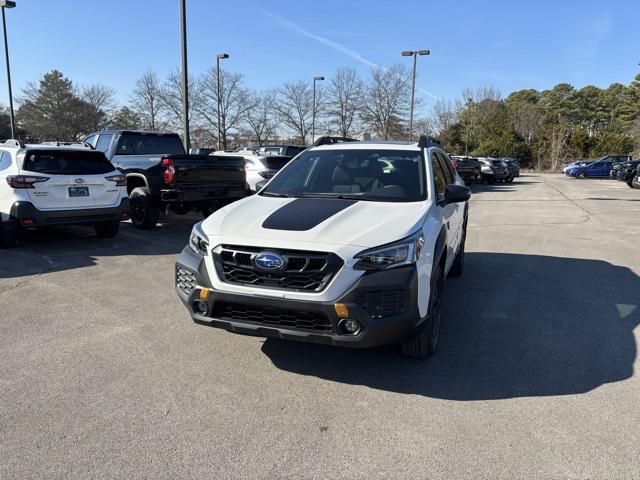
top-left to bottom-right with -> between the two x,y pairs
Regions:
176,136 -> 470,358
0,140 -> 129,248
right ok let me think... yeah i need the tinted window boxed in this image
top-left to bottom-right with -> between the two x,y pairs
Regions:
96,134 -> 113,152
436,152 -> 454,184
431,153 -> 446,197
262,149 -> 426,202
285,146 -> 305,156
22,150 -> 115,175
115,133 -> 185,155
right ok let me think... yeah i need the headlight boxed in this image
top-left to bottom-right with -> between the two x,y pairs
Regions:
189,221 -> 209,255
354,231 -> 424,271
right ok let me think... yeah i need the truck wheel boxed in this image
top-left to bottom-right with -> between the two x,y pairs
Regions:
632,176 -> 640,189
94,220 -> 120,238
0,223 -> 17,248
401,264 -> 443,359
129,187 -> 159,230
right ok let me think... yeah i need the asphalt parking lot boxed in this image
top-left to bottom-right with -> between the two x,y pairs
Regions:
1,173 -> 639,479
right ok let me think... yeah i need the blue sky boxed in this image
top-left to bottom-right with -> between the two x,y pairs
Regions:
1,0 -> 639,113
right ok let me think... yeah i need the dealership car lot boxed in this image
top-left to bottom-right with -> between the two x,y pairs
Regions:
1,174 -> 639,479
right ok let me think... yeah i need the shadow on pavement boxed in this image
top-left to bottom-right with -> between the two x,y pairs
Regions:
262,253 -> 639,400
0,213 -> 198,279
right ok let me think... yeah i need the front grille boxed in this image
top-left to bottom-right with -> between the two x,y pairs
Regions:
213,301 -> 333,332
356,289 -> 407,319
215,245 -> 343,292
176,266 -> 197,295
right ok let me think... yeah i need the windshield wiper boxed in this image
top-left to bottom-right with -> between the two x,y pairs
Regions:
300,192 -> 364,200
261,191 -> 294,198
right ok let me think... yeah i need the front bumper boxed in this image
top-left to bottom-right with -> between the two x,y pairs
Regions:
7,199 -> 129,230
175,246 -> 422,349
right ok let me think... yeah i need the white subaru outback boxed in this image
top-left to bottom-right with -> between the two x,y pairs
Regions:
175,136 -> 470,358
0,140 -> 129,248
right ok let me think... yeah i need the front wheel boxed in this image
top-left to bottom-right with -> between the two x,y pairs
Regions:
95,220 -> 120,238
129,187 -> 160,230
576,171 -> 586,179
401,264 -> 444,359
632,176 -> 640,189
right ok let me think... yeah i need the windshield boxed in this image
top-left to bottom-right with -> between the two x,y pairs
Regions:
115,133 -> 185,155
261,149 -> 426,202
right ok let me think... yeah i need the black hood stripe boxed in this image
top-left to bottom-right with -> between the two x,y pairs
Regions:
262,198 -> 357,231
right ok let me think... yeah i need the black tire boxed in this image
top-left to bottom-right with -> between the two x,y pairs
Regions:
576,171 -> 586,179
632,176 -> 640,189
0,223 -> 17,248
94,220 -> 120,238
506,177 -> 515,183
487,177 -> 496,184
401,264 -> 444,359
448,224 -> 467,278
129,187 -> 159,230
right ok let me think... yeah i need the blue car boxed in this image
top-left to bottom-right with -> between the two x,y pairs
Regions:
566,155 -> 630,178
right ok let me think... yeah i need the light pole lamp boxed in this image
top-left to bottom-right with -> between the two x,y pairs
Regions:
216,53 -> 229,150
311,75 -> 324,144
1,0 -> 16,139
401,49 -> 430,141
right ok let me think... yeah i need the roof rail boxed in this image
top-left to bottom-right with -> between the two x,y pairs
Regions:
311,136 -> 359,147
0,139 -> 24,148
417,135 -> 443,149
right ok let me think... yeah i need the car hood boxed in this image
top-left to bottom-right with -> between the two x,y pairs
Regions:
202,195 -> 431,249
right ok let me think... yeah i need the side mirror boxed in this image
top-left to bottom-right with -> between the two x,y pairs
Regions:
443,184 -> 471,205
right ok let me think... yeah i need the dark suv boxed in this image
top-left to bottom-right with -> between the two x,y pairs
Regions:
615,159 -> 639,188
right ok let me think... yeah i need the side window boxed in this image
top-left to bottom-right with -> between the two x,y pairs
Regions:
431,153 -> 446,197
0,151 -> 11,171
436,151 -> 455,184
84,135 -> 97,148
95,134 -> 113,153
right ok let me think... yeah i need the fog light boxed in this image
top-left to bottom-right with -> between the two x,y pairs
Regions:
192,299 -> 209,316
339,318 -> 361,335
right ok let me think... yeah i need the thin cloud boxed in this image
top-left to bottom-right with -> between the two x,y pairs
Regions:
260,9 -> 378,68
260,9 -> 441,101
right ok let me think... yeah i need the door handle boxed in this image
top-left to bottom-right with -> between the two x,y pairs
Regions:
446,221 -> 450,230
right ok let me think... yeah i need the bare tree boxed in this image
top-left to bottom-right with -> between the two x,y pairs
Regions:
514,102 -> 543,146
431,99 -> 461,134
159,69 -> 201,138
130,70 -> 166,131
326,67 -> 362,137
462,86 -> 502,103
548,123 -> 570,171
194,67 -> 251,150
243,91 -> 277,146
273,81 -> 316,145
361,64 -> 411,140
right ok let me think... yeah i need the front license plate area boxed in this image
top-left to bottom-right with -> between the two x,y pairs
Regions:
69,186 -> 89,197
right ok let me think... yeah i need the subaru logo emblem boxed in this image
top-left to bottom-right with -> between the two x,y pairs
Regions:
254,251 -> 285,271
75,178 -> 85,184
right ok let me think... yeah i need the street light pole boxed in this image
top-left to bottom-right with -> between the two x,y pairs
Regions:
179,0 -> 190,152
0,1 -> 16,139
401,49 -> 430,141
311,75 -> 324,144
216,53 -> 229,151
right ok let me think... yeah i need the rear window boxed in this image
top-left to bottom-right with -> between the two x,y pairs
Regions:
22,150 -> 115,175
115,133 -> 185,155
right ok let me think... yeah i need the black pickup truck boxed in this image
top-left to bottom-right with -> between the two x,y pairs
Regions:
84,130 -> 248,229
